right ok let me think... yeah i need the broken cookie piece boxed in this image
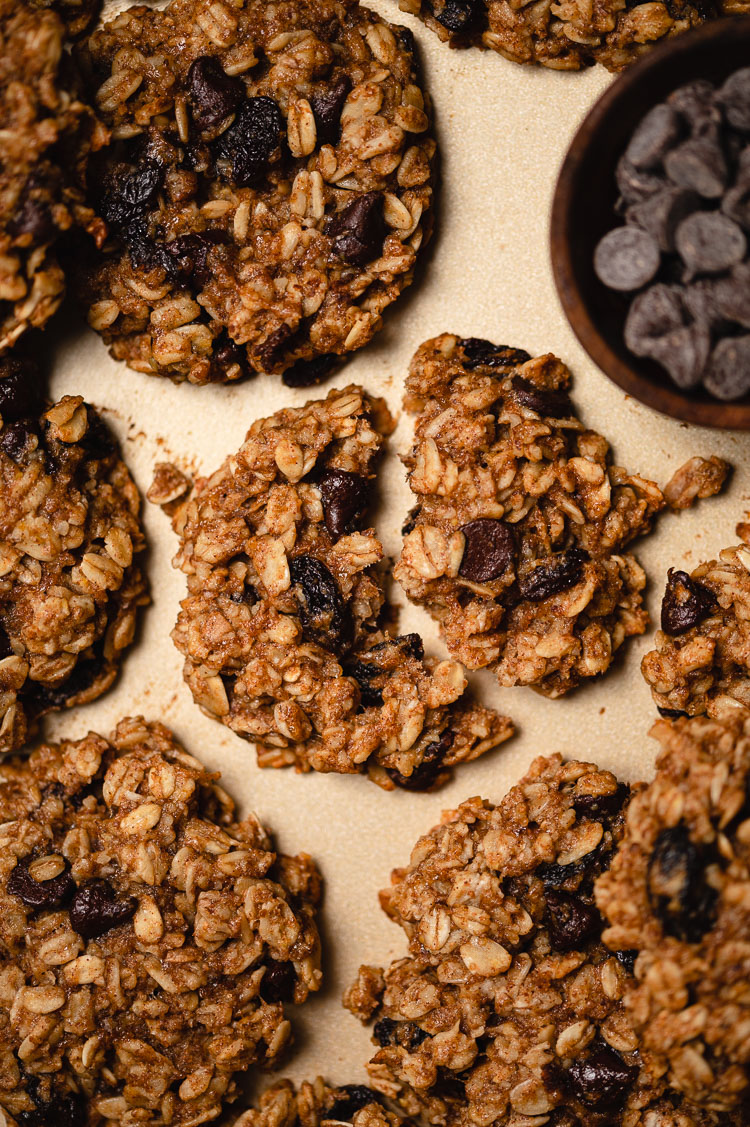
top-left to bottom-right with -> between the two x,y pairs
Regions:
395,334 -> 728,697
154,384 -> 513,789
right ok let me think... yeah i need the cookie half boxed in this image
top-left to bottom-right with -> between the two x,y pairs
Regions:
78,0 -> 437,385
152,383 -> 513,788
0,716 -> 322,1126
0,358 -> 148,755
395,333 -> 728,697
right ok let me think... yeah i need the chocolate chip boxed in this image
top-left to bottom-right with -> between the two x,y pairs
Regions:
648,825 -> 718,942
626,187 -> 699,252
573,784 -> 629,820
675,211 -> 747,278
519,549 -> 588,602
614,949 -> 638,974
657,706 -> 689,719
703,335 -> 750,400
216,96 -> 284,187
713,263 -> 750,329
7,857 -> 75,911
661,568 -> 716,635
718,67 -> 750,132
625,104 -> 683,171
282,353 -> 341,388
722,174 -> 750,233
458,338 -> 532,370
650,322 -> 711,389
319,468 -> 370,541
664,136 -> 728,198
624,283 -> 685,354
545,890 -> 601,952
373,1017 -> 428,1049
289,555 -> 352,652
616,158 -> 665,205
567,1042 -> 637,1110
326,1086 -> 382,1121
386,729 -> 454,791
310,77 -> 352,146
0,357 -> 43,423
69,879 -> 137,940
259,958 -> 296,1003
326,192 -> 386,266
458,519 -> 516,583
510,375 -> 573,417
430,0 -> 483,32
102,160 -> 163,234
594,225 -> 661,292
187,55 -> 244,131
165,230 -> 229,288
668,80 -> 721,132
8,197 -> 56,243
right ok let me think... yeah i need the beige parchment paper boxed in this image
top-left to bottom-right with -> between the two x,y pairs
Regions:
40,0 -> 750,1088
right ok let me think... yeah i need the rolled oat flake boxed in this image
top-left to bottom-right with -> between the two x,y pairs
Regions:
593,225 -> 660,291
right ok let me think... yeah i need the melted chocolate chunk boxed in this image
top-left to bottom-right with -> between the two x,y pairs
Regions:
459,519 -> 516,582
511,375 -> 573,417
310,76 -> 352,146
327,192 -> 386,266
519,549 -> 589,602
7,856 -> 75,911
660,569 -> 717,635
567,1041 -> 637,1110
69,879 -> 137,939
289,555 -> 352,652
319,468 -> 370,541
187,55 -> 244,131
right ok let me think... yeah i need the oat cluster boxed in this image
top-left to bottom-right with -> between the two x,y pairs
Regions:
227,1078 -> 414,1127
156,384 -> 513,788
0,716 -> 321,1127
0,361 -> 148,756
77,0 -> 436,385
395,334 -> 727,697
596,710 -> 750,1113
399,0 -> 750,72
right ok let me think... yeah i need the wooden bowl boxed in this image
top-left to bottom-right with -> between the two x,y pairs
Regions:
551,18 -> 750,429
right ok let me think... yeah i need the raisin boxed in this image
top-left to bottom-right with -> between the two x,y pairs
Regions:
69,879 -> 137,939
657,705 -> 690,719
519,549 -> 588,602
326,1087 -> 382,1121
567,1041 -> 637,1111
544,890 -> 601,952
7,856 -> 75,911
386,729 -> 454,791
102,160 -> 163,235
342,659 -> 384,708
187,56 -> 244,131
164,230 -> 229,288
319,468 -> 370,541
310,77 -> 352,146
511,375 -> 573,417
289,555 -> 352,652
0,357 -> 43,423
373,1016 -> 428,1049
282,353 -> 341,388
215,96 -> 284,187
259,958 -> 296,1004
256,324 -> 293,372
0,420 -> 37,463
459,337 -> 532,370
8,197 -> 55,243
459,519 -> 516,582
648,825 -> 718,942
573,784 -> 629,820
326,192 -> 386,266
660,569 -> 716,635
210,333 -> 250,382
23,651 -> 103,713
430,0 -> 483,33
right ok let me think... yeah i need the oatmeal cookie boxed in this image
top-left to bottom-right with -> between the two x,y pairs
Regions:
596,710 -> 750,1111
642,544 -> 750,718
396,0 -> 741,73
0,716 -> 322,1127
77,0 -> 436,386
394,334 -> 728,698
0,356 -> 148,756
0,0 -> 102,353
227,1078 -> 414,1127
345,754 -> 731,1126
153,384 -> 513,788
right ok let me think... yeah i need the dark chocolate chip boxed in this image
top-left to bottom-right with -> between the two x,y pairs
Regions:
615,158 -> 665,205
187,55 -> 244,131
8,197 -> 56,243
459,338 -> 532,370
717,66 -> 750,132
282,353 -> 341,388
373,1016 -> 428,1049
326,1086 -> 382,1121
430,0 -> 483,33
7,856 -> 75,911
573,784 -> 629,820
216,96 -> 284,187
0,357 -> 43,423
649,322 -> 711,390
518,549 -> 588,602
675,211 -> 746,278
510,375 -> 573,417
102,160 -> 163,234
259,958 -> 296,1004
164,230 -> 229,288
458,519 -> 516,583
668,80 -> 721,132
544,889 -> 601,952
625,103 -> 683,171
703,335 -> 750,401
69,879 -> 137,939
648,825 -> 718,942
386,729 -> 454,792
626,187 -> 699,252
310,77 -> 352,146
319,468 -> 370,541
712,263 -> 750,329
615,949 -> 638,974
664,136 -> 727,198
289,555 -> 352,652
594,225 -> 661,292
722,177 -> 750,234
326,192 -> 386,266
661,568 -> 716,635
567,1042 -> 638,1110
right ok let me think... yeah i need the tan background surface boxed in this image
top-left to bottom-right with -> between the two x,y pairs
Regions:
40,0 -> 750,1088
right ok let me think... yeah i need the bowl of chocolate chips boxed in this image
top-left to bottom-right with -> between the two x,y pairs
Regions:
551,18 -> 750,429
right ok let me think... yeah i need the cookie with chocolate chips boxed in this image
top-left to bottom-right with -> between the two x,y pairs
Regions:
0,356 -> 148,755
151,384 -> 513,787
0,716 -> 322,1127
228,1077 -> 414,1127
344,754 -> 731,1126
77,0 -> 436,385
596,710 -> 750,1112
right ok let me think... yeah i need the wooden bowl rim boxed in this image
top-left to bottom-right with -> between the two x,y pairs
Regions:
551,17 -> 750,431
